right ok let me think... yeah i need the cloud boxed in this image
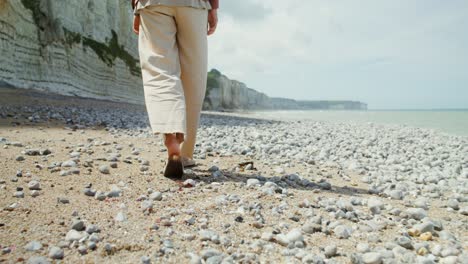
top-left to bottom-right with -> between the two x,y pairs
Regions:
208,0 -> 468,108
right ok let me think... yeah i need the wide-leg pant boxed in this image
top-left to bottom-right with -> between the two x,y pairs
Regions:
138,5 -> 208,158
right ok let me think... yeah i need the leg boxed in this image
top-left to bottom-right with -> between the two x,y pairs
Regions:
174,7 -> 209,159
139,6 -> 185,178
138,6 -> 187,136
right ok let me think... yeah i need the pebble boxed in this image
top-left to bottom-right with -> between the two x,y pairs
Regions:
65,230 -> 87,241
28,180 -> 41,190
48,246 -> 64,259
141,256 -> 151,264
115,212 -> 127,222
99,165 -> 110,174
246,178 -> 260,187
27,256 -> 51,264
71,220 -> 85,231
61,160 -> 77,167
149,191 -> 162,201
334,225 -> 352,239
24,241 -> 42,251
362,252 -> 383,264
324,245 -> 338,258
396,236 -> 414,249
405,208 -> 427,220
16,155 -> 25,161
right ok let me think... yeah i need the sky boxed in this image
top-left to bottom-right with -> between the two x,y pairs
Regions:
207,0 -> 468,110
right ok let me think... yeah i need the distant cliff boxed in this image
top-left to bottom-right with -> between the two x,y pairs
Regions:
0,0 -> 366,111
204,69 -> 367,111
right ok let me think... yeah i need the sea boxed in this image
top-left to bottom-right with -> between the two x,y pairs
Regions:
243,110 -> 468,137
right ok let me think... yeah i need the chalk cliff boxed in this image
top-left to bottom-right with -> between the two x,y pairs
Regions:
0,0 -> 143,104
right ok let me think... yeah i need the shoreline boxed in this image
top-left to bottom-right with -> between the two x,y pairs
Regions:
0,87 -> 467,263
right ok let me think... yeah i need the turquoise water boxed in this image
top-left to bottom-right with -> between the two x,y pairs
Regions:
245,110 -> 468,137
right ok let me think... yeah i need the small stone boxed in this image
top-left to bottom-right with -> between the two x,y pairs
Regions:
99,165 -> 110,174
407,228 -> 421,237
24,241 -> 42,251
302,223 -> 321,234
141,200 -> 153,211
83,188 -> 96,197
58,197 -> 69,204
246,178 -> 260,187
149,191 -> 162,201
420,232 -> 432,241
368,198 -> 384,214
141,256 -> 151,264
417,247 -> 429,256
447,199 -> 459,210
182,179 -> 197,187
61,160 -> 77,168
324,245 -> 338,258
396,236 -> 413,250
405,208 -> 427,220
362,252 -> 382,264
88,241 -> 97,250
13,191 -> 24,198
28,180 -> 41,190
30,190 -> 40,197
48,246 -> 64,259
334,225 -> 352,239
115,212 -> 127,222
86,225 -> 101,234
65,230 -> 87,241
199,230 -> 218,241
285,228 -> 303,243
94,191 -> 106,201
27,256 -> 51,264
71,220 -> 85,231
78,245 -> 88,255
356,243 -> 370,253
16,155 -> 25,161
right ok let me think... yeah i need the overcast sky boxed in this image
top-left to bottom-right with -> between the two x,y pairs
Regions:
207,0 -> 468,109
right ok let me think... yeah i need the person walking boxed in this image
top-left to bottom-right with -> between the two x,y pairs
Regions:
133,0 -> 219,179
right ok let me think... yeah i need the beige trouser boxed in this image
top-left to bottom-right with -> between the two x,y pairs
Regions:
138,5 -> 208,158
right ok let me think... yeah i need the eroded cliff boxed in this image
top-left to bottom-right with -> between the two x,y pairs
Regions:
0,0 -> 143,104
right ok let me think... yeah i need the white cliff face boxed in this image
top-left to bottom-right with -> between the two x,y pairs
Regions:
205,73 -> 271,110
0,0 -> 144,104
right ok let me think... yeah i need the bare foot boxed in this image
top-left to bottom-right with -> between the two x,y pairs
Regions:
164,133 -> 181,157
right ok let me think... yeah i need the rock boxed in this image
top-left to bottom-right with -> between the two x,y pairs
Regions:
16,155 -> 25,161
460,206 -> 468,215
141,200 -> 153,211
334,225 -> 352,239
200,248 -> 222,259
94,191 -> 107,201
141,256 -> 151,264
285,228 -> 304,243
302,223 -> 321,234
27,256 -> 51,264
85,224 -> 100,234
413,222 -> 435,234
28,180 -> 41,190
99,165 -> 110,174
78,245 -> 88,255
115,212 -> 127,222
362,252 -> 383,264
182,179 -> 197,187
83,188 -> 96,197
396,236 -> 413,250
357,243 -> 370,253
246,178 -> 260,187
324,245 -> 338,258
61,160 -> 77,168
446,199 -> 459,210
368,198 -> 384,214
199,230 -> 218,241
71,220 -> 85,231
48,246 -> 64,259
149,191 -> 162,201
405,208 -> 427,220
65,230 -> 87,242
420,232 -> 432,241
24,241 -> 42,251
13,191 -> 24,198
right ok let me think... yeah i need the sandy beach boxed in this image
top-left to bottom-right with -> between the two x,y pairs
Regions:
0,88 -> 467,264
